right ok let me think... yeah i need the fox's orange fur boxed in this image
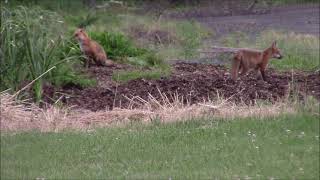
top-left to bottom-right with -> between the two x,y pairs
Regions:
74,28 -> 113,67
231,41 -> 283,81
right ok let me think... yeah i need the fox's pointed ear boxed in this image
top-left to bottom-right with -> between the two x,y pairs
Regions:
272,41 -> 277,47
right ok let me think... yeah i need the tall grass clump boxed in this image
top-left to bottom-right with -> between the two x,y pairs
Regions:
0,6 -> 91,103
256,30 -> 320,70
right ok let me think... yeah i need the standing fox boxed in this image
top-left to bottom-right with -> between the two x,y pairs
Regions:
74,28 -> 113,67
231,41 -> 283,81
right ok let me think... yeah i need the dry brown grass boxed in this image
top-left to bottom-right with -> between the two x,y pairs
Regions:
0,91 -> 298,133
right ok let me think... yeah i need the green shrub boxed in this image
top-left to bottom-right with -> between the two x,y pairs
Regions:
89,31 -> 167,67
90,31 -> 146,60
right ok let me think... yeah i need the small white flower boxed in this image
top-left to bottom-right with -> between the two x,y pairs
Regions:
255,146 -> 259,149
39,15 -> 43,19
286,129 -> 291,133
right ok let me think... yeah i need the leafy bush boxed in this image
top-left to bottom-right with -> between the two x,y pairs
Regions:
90,31 -> 145,59
90,31 -> 167,67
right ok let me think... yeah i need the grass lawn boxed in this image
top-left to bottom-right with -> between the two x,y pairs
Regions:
1,113 -> 319,179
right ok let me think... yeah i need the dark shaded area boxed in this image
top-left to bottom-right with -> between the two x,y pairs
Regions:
43,63 -> 320,111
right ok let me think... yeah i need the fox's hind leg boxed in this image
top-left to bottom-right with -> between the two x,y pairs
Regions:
239,60 -> 248,77
231,54 -> 242,81
260,69 -> 267,81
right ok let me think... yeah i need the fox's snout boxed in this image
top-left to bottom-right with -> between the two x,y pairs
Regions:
273,53 -> 283,59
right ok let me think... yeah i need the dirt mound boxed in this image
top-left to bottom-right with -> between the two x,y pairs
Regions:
48,63 -> 319,111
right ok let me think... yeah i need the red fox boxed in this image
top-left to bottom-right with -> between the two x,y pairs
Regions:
231,41 -> 283,81
74,28 -> 113,67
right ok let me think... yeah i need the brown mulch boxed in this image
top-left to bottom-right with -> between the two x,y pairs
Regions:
44,62 -> 320,111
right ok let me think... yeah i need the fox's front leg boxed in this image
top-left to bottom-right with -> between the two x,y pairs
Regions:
260,69 -> 267,81
239,63 -> 248,77
83,56 -> 92,68
255,67 -> 263,80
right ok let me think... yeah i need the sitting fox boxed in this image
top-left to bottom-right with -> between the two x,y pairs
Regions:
231,41 -> 283,81
74,28 -> 113,67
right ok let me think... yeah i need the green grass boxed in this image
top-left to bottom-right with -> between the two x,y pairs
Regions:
1,113 -> 319,179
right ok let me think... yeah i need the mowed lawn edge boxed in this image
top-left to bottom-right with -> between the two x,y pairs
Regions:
1,113 -> 319,179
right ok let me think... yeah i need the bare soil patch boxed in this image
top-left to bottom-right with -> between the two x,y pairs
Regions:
44,63 -> 320,111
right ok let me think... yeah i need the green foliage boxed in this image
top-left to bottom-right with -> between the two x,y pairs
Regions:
0,6 -> 93,102
90,31 -> 167,68
1,113 -> 319,179
90,31 -> 146,60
